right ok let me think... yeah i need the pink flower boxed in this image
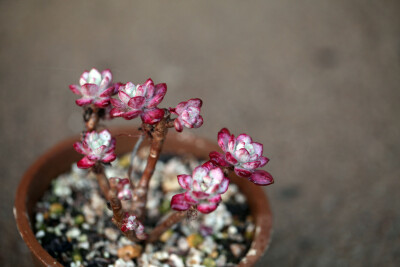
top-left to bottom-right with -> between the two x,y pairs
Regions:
170,98 -> 204,132
171,162 -> 229,214
69,68 -> 115,108
73,130 -> 116,169
209,128 -> 274,186
110,79 -> 166,124
120,213 -> 147,240
109,178 -> 132,200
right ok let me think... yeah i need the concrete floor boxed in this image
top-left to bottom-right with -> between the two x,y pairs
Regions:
1,0 -> 400,266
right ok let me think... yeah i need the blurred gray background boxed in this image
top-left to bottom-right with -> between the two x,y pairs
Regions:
1,0 -> 400,266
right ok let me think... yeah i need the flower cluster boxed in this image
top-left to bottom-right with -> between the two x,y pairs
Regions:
73,130 -> 116,168
69,68 -> 115,108
110,79 -> 167,124
170,98 -> 203,132
120,213 -> 147,240
209,128 -> 274,185
109,178 -> 132,200
171,162 -> 229,214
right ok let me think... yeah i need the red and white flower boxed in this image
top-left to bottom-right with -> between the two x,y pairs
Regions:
120,213 -> 147,240
73,130 -> 116,169
209,128 -> 274,186
110,79 -> 166,124
69,68 -> 115,108
109,178 -> 132,200
170,98 -> 203,132
171,162 -> 229,214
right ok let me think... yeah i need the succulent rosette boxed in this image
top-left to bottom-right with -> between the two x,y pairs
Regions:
170,98 -> 204,132
73,130 -> 116,169
209,128 -> 274,186
110,79 -> 166,124
171,162 -> 229,214
69,68 -> 115,108
120,213 -> 147,240
109,178 -> 132,200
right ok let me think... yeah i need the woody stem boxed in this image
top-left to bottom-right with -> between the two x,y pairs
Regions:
147,211 -> 186,243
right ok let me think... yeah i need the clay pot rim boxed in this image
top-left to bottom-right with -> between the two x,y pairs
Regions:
14,127 -> 272,267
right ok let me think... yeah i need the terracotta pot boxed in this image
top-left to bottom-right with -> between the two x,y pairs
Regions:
14,127 -> 272,267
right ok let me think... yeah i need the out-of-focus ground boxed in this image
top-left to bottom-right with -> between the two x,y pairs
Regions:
1,1 -> 400,266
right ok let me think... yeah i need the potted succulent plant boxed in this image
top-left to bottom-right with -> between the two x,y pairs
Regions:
14,68 -> 275,267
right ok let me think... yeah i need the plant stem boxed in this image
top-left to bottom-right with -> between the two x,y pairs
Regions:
92,164 -> 111,201
147,211 -> 186,243
86,105 -> 99,131
132,118 -> 169,221
108,178 -> 141,243
128,133 -> 145,182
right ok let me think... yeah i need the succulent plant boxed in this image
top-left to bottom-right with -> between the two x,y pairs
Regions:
170,98 -> 204,132
109,177 -> 133,200
209,128 -> 274,185
110,79 -> 167,124
69,68 -> 115,108
120,213 -> 147,240
73,130 -> 116,168
171,162 -> 229,214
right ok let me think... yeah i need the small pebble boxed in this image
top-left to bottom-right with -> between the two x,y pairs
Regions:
203,257 -> 217,267
169,254 -> 184,267
66,228 -> 81,240
117,245 -> 142,260
114,258 -> 136,267
159,229 -> 173,243
104,227 -> 119,241
230,243 -> 246,258
187,233 -> 204,248
49,203 -> 64,216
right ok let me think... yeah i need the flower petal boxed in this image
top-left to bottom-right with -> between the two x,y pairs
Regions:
234,167 -> 252,178
237,134 -> 252,144
76,98 -> 93,106
235,148 -> 250,163
102,153 -> 116,163
225,152 -> 238,165
258,156 -> 270,167
252,142 -> 263,157
110,108 -> 125,118
69,84 -> 81,95
79,71 -> 89,86
208,195 -> 222,204
140,108 -> 164,124
197,203 -> 218,214
242,160 -> 261,170
177,174 -> 192,190
188,98 -> 202,108
128,96 -> 145,109
147,83 -> 167,108
101,69 -> 112,83
99,86 -> 114,97
248,170 -> 274,186
94,99 -> 110,108
209,151 -> 230,167
88,68 -> 102,84
77,157 -> 95,169
174,119 -> 183,132
122,110 -> 142,120
184,192 -> 199,204
118,90 -> 131,104
217,128 -> 231,152
73,142 -> 85,154
217,177 -> 230,194
171,193 -> 190,211
110,98 -> 126,109
81,84 -> 98,97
